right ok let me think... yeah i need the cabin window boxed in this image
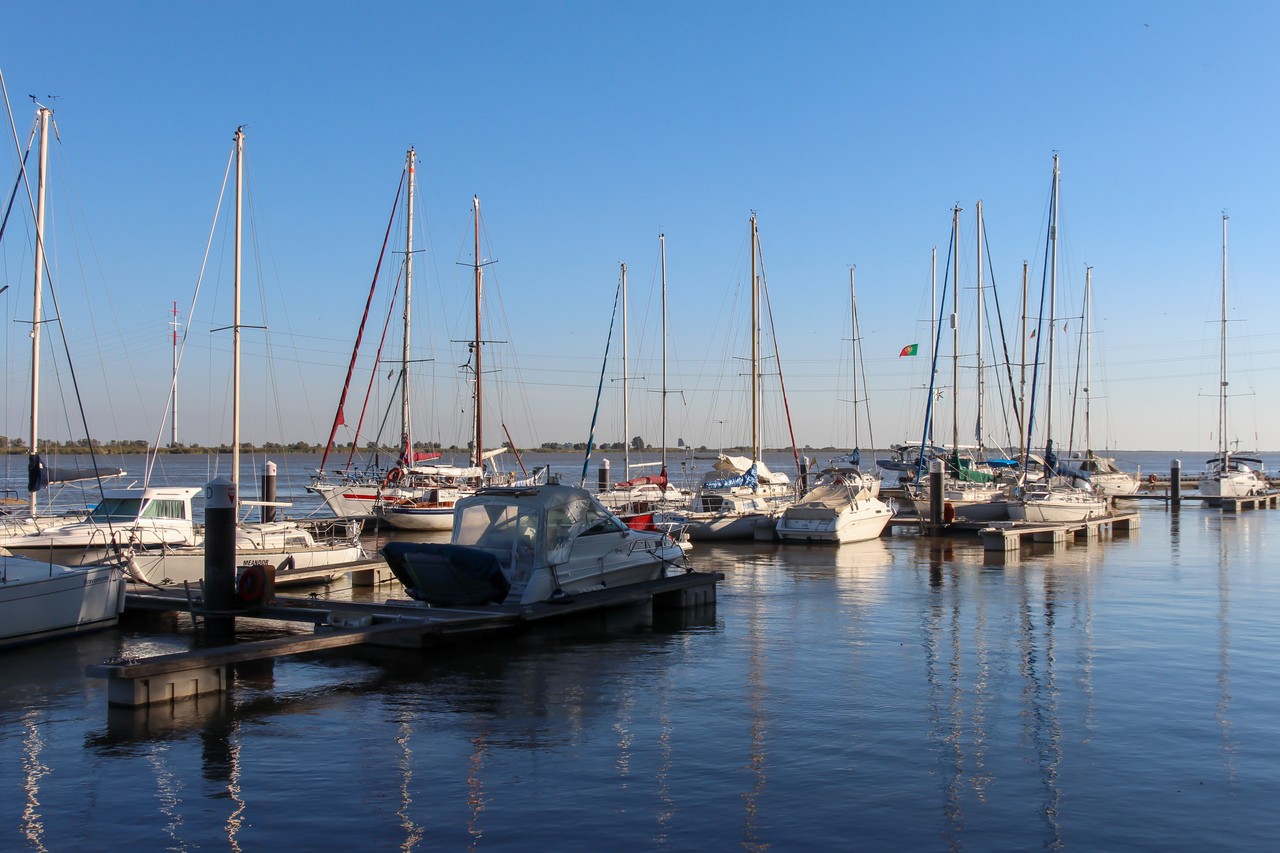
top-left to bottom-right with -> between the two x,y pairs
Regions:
88,498 -> 143,521
140,499 -> 188,520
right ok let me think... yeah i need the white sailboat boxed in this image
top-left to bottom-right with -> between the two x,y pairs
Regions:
673,214 -> 796,540
1009,155 -> 1109,523
908,203 -> 1009,523
376,195 -> 537,530
778,267 -> 891,544
1198,214 -> 1264,505
1075,266 -> 1140,497
309,149 -> 484,523
0,103 -> 126,646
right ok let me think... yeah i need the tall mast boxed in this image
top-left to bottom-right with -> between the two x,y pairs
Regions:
401,147 -> 415,466
660,233 -> 668,474
232,126 -> 244,502
472,195 -> 483,469
930,245 -> 937,447
950,204 -> 961,455
1220,212 -> 1229,465
1045,153 -> 1060,461
170,301 -> 181,447
1084,265 -> 1093,454
621,262 -> 629,479
850,266 -> 860,450
975,200 -> 985,453
27,106 -> 50,515
750,213 -> 760,463
1019,260 -> 1028,460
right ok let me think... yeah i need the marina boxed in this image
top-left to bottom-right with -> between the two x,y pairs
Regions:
2,453 -> 1278,849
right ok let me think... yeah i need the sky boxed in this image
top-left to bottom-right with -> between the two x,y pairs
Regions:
2,2 -> 1278,456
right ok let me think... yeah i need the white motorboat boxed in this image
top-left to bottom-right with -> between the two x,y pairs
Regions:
380,483 -> 689,606
776,475 -> 892,544
0,554 -> 126,648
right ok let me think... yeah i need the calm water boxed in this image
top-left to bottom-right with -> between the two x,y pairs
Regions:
2,452 -> 1279,850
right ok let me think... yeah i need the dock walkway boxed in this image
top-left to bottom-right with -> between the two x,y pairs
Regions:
977,512 -> 1141,552
89,570 -> 721,708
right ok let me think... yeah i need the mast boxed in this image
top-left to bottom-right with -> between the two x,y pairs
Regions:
660,233 -> 668,475
621,262 -> 629,480
950,204 -> 961,455
27,106 -> 50,515
471,195 -> 483,469
232,126 -> 243,502
1220,212 -> 1229,466
1019,260 -> 1028,461
850,266 -> 860,451
1045,153 -> 1060,467
401,147 -> 415,466
930,245 -> 936,447
975,200 -> 985,453
170,301 -> 181,447
1084,265 -> 1092,454
750,213 -> 760,464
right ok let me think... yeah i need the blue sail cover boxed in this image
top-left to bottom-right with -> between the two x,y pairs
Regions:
704,463 -> 759,491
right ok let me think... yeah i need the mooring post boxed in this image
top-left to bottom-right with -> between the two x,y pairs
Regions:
929,458 -> 945,526
204,476 -> 237,637
598,458 -> 611,493
1170,459 -> 1181,509
262,460 -> 277,523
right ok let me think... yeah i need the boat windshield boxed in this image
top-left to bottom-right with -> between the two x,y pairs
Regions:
87,497 -> 144,522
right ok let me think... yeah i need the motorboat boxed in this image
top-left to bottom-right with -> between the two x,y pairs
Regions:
1007,476 -> 1110,523
380,483 -> 689,606
776,473 -> 892,544
0,554 -> 126,648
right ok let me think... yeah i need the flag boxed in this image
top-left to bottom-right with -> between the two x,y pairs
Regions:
899,343 -> 919,357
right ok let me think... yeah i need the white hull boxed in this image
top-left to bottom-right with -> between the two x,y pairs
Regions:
0,557 -> 125,648
910,493 -> 1010,523
377,503 -> 456,531
776,501 -> 892,544
125,539 -> 368,587
1198,472 -> 1264,505
1008,496 -> 1110,523
1091,473 -> 1141,497
676,510 -> 777,541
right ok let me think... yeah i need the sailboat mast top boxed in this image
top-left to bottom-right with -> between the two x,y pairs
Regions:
401,148 -> 415,464
28,106 -> 50,515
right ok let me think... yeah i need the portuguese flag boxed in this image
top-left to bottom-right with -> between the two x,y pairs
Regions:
899,343 -> 919,357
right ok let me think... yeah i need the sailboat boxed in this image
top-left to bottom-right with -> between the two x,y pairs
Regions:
593,239 -> 692,520
1073,266 -> 1140,496
670,214 -> 796,540
777,267 -> 892,544
308,149 -> 479,523
376,195 -> 541,531
1008,155 -> 1109,523
1198,214 -> 1264,505
907,203 -> 1010,523
9,129 -> 367,584
0,102 -> 126,645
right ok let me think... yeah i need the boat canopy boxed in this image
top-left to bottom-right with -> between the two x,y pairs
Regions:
453,484 -> 628,569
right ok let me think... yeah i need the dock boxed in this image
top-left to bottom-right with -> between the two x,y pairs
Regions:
88,570 -> 722,708
977,512 -> 1141,552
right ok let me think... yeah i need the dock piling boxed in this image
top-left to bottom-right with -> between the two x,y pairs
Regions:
203,477 -> 237,638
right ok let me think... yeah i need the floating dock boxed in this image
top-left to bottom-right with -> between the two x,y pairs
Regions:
977,512 -> 1141,552
88,570 -> 721,708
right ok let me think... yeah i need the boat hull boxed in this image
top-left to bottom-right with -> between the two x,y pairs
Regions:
0,558 -> 125,648
776,503 -> 892,544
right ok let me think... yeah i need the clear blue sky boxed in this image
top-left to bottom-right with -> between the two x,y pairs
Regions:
2,2 -> 1277,456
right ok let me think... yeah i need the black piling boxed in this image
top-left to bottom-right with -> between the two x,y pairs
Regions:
929,459 -> 944,525
598,458 -> 611,493
262,460 -> 277,523
203,476 -> 237,637
1170,459 -> 1181,509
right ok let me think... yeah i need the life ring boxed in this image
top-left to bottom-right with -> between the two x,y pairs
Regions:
237,564 -> 266,605
1147,473 -> 1157,484
384,467 -> 403,487
943,502 -> 956,523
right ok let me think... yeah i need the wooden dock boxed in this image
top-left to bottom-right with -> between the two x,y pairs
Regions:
977,512 -> 1141,552
87,570 -> 722,708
